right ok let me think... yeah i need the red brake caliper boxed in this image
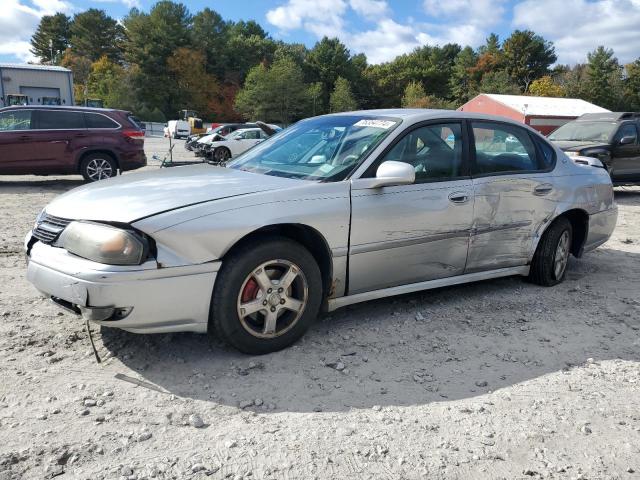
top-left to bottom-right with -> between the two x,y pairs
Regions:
241,277 -> 259,303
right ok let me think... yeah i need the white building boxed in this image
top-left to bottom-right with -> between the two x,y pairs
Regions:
0,63 -> 74,107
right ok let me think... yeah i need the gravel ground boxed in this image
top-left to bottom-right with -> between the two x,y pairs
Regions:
1,139 -> 639,479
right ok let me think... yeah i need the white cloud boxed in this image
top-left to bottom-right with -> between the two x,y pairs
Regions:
267,0 -> 507,63
513,0 -> 640,64
349,0 -> 389,20
0,0 -> 74,63
266,0 -> 347,38
93,0 -> 141,9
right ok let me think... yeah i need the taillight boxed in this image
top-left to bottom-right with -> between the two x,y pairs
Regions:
122,129 -> 145,140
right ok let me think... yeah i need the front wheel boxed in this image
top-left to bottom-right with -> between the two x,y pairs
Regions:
80,154 -> 117,182
214,147 -> 231,163
528,217 -> 573,286
209,237 -> 322,354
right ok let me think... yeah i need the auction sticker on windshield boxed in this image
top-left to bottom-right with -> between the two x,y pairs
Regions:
353,119 -> 396,129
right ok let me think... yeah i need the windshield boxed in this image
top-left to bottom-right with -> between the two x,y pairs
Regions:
227,115 -> 400,181
548,121 -> 618,142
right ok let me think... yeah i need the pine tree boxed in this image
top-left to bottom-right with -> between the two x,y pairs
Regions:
30,13 -> 71,64
401,81 -> 427,108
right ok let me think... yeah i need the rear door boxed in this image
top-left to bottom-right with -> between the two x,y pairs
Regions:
0,109 -> 34,173
348,121 -> 474,294
465,121 -> 557,273
30,109 -> 88,173
611,122 -> 640,180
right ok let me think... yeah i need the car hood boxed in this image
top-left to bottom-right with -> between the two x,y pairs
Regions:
45,165 -> 302,223
551,140 -> 610,151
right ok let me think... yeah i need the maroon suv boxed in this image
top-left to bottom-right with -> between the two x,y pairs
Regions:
0,106 -> 146,182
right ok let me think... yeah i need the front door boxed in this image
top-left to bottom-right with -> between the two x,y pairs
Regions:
465,121 -> 558,273
0,109 -> 34,174
611,122 -> 640,181
348,121 -> 474,294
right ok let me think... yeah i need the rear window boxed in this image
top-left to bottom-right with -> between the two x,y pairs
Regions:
127,116 -> 145,130
36,110 -> 85,130
85,113 -> 119,129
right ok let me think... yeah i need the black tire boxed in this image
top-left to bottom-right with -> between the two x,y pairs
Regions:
528,216 -> 573,286
214,147 -> 231,163
209,236 -> 322,354
80,153 -> 118,182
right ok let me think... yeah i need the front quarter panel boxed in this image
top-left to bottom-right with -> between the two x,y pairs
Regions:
133,181 -> 351,291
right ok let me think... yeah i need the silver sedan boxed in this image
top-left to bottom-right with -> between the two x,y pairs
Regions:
25,110 -> 618,354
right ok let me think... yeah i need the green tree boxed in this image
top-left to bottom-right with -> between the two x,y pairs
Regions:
529,75 -> 565,97
235,57 -> 309,124
191,8 -> 230,78
623,59 -> 640,111
70,9 -> 124,62
329,76 -> 358,112
479,71 -> 520,94
401,81 -> 427,107
123,1 -> 193,116
585,46 -> 624,109
30,13 -> 71,64
449,46 -> 478,104
502,30 -> 557,92
307,82 -> 323,116
306,37 -> 354,112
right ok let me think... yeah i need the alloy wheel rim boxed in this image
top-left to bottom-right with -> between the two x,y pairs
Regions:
216,149 -> 229,161
237,259 -> 308,339
553,230 -> 570,279
86,159 -> 113,181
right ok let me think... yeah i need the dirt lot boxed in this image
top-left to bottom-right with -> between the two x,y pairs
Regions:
1,140 -> 639,479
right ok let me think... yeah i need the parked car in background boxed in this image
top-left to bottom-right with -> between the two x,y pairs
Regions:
25,110 -> 617,354
549,112 -> 640,184
185,123 -> 258,151
0,106 -> 146,181
205,127 -> 270,162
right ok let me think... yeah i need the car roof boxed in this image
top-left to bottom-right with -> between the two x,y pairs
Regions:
0,105 -> 127,114
324,108 -> 539,127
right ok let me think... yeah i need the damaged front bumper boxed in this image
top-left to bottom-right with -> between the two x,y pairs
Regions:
25,233 -> 220,334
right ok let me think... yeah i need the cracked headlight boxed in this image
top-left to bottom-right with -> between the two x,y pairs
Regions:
58,222 -> 148,265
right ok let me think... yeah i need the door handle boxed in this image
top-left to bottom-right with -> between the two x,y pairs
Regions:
448,192 -> 470,204
19,135 -> 31,141
533,184 -> 553,196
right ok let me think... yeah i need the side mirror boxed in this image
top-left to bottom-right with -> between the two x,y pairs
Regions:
619,135 -> 636,145
352,161 -> 415,189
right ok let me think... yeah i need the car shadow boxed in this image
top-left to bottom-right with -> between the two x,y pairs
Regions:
99,245 -> 640,413
0,177 -> 85,194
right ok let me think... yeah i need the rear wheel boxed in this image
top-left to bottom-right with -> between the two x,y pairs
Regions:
528,217 -> 573,286
209,237 -> 322,354
80,153 -> 117,182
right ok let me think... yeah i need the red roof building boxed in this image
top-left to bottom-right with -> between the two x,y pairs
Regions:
458,94 -> 610,135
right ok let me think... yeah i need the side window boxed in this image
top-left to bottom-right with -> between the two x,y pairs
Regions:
85,113 -> 118,129
371,123 -> 464,182
616,124 -> 638,143
244,130 -> 260,140
472,122 -> 539,175
535,137 -> 556,170
36,111 -> 85,130
0,110 -> 31,131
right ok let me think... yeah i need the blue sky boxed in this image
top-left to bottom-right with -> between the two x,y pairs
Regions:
2,0 -> 639,65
